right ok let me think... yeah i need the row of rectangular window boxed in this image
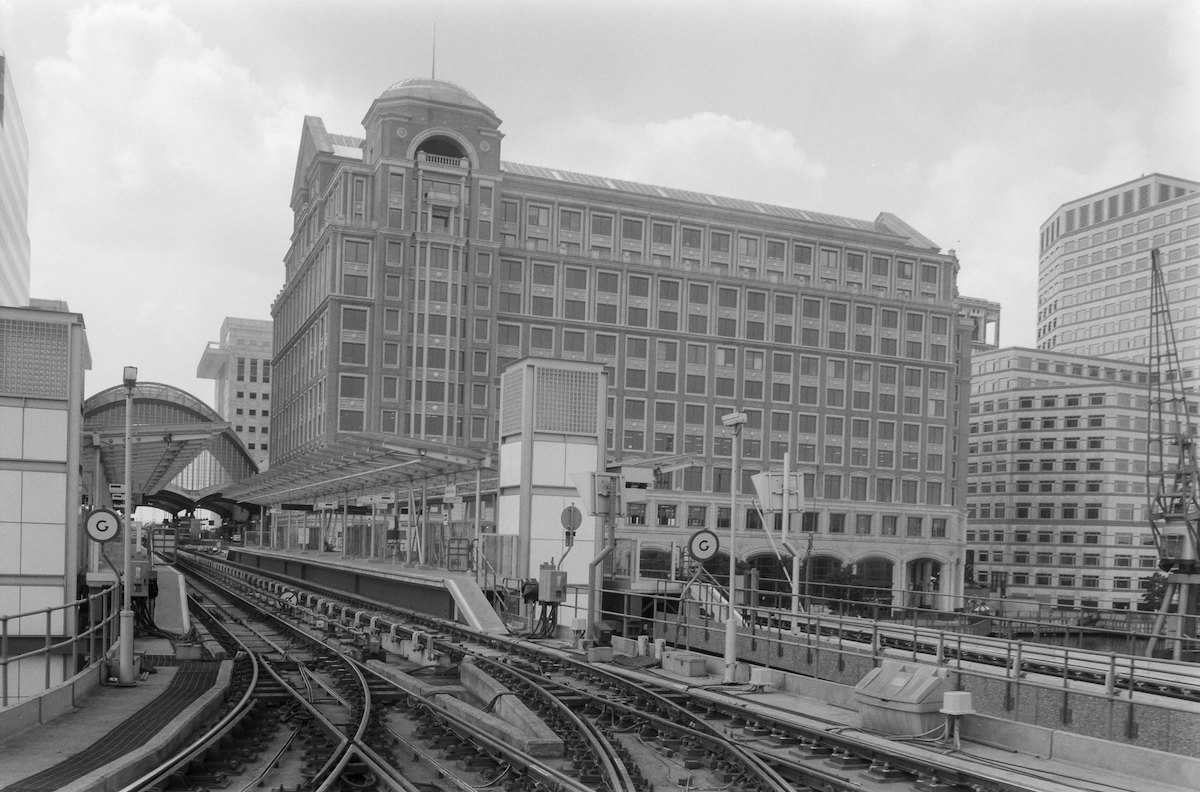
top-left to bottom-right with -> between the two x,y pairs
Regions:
344,238 -> 952,335
968,502 -> 1105,519
500,260 -> 950,327
971,529 -> 1091,543
977,551 -> 1108,565
618,431 -> 947,473
971,530 -> 1154,546
491,321 -> 949,363
234,356 -> 272,383
972,393 -> 1108,412
619,399 -> 947,435
970,415 -> 1111,432
499,203 -> 941,282
623,465 -> 948,502
991,552 -> 1157,568
344,301 -> 951,388
625,503 -> 947,537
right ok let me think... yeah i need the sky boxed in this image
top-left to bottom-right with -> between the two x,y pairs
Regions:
1,0 -> 1198,405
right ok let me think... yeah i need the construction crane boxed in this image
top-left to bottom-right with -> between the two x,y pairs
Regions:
1144,247 -> 1200,659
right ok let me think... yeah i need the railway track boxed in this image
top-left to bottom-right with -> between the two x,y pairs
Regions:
124,558 -> 793,792
148,552 -> 1179,792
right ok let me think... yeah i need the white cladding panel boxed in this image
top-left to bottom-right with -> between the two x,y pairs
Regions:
0,405 -> 21,457
23,407 -> 67,461
0,521 -> 18,573
498,440 -> 522,488
0,469 -> 18,521
5,584 -> 66,634
20,519 -> 65,574
497,490 -> 521,537
22,470 -> 65,523
530,441 -> 566,485
532,439 -> 601,488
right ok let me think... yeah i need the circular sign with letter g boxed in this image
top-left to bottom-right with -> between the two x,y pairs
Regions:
85,508 -> 121,543
688,529 -> 719,561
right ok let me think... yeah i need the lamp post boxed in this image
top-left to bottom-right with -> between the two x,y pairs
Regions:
118,366 -> 137,686
721,410 -> 747,683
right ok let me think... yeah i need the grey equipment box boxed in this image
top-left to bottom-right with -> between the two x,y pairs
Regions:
854,659 -> 948,736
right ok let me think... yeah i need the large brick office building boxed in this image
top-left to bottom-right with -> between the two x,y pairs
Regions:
263,78 -> 986,605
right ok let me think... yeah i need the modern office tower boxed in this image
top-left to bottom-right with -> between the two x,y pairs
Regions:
0,301 -> 90,697
1036,174 -> 1200,390
268,78 -> 981,602
197,317 -> 273,470
0,55 -> 31,307
967,347 -> 1153,612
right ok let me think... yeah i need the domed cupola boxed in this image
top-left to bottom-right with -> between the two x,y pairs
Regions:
363,77 -> 502,171
377,78 -> 496,117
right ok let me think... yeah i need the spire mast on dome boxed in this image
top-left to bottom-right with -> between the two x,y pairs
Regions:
431,24 -> 436,80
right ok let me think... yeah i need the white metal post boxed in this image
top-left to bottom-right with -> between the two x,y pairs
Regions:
722,410 -> 746,683
118,366 -> 137,686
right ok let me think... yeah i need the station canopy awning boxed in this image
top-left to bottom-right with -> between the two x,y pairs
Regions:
83,382 -> 260,516
221,433 -> 494,506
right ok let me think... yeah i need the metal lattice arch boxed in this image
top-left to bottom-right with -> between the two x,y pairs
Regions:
82,382 -> 259,519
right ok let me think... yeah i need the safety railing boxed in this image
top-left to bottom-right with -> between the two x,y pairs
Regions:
605,583 -> 1200,750
0,584 -> 121,708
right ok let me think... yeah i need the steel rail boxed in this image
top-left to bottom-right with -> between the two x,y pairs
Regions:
187,563 -> 368,789
183,551 -> 1183,792
537,660 -> 796,792
114,594 -> 261,792
468,653 -> 635,791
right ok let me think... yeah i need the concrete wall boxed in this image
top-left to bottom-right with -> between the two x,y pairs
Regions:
655,613 -> 1200,754
0,659 -> 104,741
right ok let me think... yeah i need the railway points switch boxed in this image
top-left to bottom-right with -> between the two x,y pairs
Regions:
854,659 -> 948,736
537,566 -> 567,603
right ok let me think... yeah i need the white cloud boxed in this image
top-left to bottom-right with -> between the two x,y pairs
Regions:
1160,2 -> 1200,173
509,111 -> 827,210
24,2 -> 305,397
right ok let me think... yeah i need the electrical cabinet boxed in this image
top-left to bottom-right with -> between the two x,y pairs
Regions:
129,555 -> 152,598
538,565 -> 567,603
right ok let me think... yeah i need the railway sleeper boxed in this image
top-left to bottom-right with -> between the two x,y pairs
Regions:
198,752 -> 246,774
827,748 -> 869,768
461,751 -> 498,770
179,764 -> 228,788
793,738 -> 833,758
864,760 -> 911,781
913,772 -> 962,790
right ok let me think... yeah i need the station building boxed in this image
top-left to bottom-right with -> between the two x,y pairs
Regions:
255,78 -> 989,610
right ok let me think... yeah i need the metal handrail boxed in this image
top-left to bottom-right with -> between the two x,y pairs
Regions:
0,584 -> 121,707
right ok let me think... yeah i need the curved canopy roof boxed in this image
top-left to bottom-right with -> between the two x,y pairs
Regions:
83,382 -> 259,516
221,433 -> 494,506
